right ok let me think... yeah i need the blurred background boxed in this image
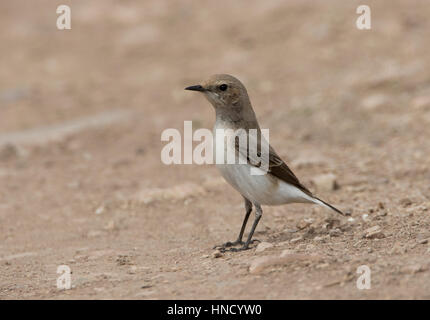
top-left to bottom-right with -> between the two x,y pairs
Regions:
1,0 -> 429,299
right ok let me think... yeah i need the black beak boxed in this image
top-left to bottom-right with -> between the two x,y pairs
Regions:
185,85 -> 205,92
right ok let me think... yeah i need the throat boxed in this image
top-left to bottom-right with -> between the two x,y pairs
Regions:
215,107 -> 258,127
215,107 -> 243,124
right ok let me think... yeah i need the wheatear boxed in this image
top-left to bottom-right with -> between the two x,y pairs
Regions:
186,74 -> 344,251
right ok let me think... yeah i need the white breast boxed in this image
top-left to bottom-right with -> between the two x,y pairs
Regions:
213,123 -> 313,206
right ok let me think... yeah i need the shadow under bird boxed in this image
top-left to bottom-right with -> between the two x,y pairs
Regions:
185,74 -> 345,252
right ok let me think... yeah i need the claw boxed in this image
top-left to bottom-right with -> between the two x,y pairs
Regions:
229,246 -> 251,252
213,238 -> 261,253
213,240 -> 244,250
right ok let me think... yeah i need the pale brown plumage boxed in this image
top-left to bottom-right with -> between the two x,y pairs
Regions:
185,74 -> 344,251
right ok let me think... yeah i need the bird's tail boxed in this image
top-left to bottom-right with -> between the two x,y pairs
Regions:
311,196 -> 345,216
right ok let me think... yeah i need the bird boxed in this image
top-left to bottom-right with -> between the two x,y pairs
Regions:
185,74 -> 344,252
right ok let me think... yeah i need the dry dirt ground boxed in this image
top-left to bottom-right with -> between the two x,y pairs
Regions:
1,0 -> 430,299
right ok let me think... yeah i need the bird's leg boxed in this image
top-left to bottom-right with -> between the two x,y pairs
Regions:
230,203 -> 262,252
214,198 -> 252,250
227,198 -> 252,246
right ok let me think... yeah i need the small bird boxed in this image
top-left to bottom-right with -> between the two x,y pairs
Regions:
185,74 -> 344,252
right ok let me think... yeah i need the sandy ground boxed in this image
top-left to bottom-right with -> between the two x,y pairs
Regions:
1,0 -> 430,299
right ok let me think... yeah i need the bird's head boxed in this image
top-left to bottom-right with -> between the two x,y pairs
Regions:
185,74 -> 250,109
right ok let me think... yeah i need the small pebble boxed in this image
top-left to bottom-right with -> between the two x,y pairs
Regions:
95,206 -> 105,215
290,236 -> 303,244
255,242 -> 274,253
418,239 -> 428,245
212,250 -> 223,258
329,228 -> 342,237
364,225 -> 385,239
399,198 -> 412,207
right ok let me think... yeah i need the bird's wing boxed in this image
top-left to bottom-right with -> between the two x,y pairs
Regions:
234,133 -> 345,216
266,146 -> 313,197
234,135 -> 313,197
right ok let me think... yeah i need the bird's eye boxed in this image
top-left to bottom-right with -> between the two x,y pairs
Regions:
219,84 -> 228,91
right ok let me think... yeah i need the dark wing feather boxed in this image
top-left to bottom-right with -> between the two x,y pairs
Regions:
266,146 -> 313,197
234,137 -> 313,197
234,136 -> 345,215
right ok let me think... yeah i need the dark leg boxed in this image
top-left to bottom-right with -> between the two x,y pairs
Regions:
231,203 -> 262,252
233,198 -> 252,244
214,198 -> 252,250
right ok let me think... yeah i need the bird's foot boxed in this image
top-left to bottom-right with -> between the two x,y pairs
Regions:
213,240 -> 244,251
229,245 -> 251,252
213,239 -> 260,253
